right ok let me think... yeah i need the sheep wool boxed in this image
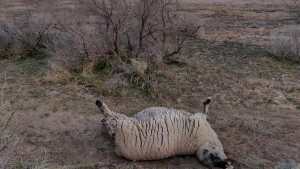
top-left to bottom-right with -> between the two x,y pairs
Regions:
114,113 -> 222,161
96,98 -> 233,169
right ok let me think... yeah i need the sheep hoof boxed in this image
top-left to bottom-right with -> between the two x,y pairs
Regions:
96,99 -> 105,113
203,97 -> 211,105
96,100 -> 103,107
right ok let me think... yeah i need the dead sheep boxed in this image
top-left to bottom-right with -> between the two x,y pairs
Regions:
96,98 -> 233,169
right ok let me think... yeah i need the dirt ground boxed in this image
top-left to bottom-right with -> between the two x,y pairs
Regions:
1,0 -> 300,169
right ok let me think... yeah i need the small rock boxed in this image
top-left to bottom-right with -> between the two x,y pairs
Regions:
130,59 -> 148,76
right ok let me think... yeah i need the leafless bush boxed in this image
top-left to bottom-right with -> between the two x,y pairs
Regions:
46,28 -> 88,71
285,0 -> 300,9
80,0 -> 199,64
285,0 -> 300,8
285,0 -> 300,23
44,0 -> 199,92
0,13 -> 54,60
0,0 -> 199,93
269,26 -> 300,63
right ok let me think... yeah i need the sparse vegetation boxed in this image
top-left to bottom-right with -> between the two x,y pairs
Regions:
39,0 -> 198,95
269,26 -> 300,63
81,0 -> 199,62
285,0 -> 300,23
1,0 -> 300,169
0,15 -> 53,61
0,73 -> 18,169
0,0 -> 198,94
275,160 -> 300,169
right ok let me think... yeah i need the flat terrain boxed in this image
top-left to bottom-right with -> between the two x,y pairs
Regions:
0,0 -> 300,169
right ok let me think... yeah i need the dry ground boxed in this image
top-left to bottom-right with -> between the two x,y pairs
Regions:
1,0 -> 300,169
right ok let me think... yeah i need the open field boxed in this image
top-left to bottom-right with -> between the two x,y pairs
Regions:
1,0 -> 300,169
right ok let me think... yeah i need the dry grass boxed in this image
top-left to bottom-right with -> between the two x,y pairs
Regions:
0,16 -> 53,60
0,0 -> 300,169
0,73 -> 19,169
275,160 -> 300,169
44,61 -> 73,84
269,25 -> 300,63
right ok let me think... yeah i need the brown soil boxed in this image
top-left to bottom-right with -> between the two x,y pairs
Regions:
1,0 -> 300,169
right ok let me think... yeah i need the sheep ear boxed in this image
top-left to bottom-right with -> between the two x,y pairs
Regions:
203,97 -> 211,115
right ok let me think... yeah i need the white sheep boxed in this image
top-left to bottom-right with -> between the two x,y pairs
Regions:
96,98 -> 233,169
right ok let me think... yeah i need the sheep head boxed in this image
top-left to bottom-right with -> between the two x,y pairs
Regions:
197,141 -> 233,168
195,97 -> 233,169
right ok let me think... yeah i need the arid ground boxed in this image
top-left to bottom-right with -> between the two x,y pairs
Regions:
0,0 -> 300,169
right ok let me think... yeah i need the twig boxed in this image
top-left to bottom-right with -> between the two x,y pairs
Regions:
0,72 -> 7,107
0,110 -> 16,153
1,112 -> 16,134
0,73 -> 16,143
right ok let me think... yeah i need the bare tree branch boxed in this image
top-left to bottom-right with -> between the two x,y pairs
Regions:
73,0 -> 200,65
1,112 -> 16,135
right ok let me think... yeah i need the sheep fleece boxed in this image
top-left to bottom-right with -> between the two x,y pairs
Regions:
114,113 -> 220,161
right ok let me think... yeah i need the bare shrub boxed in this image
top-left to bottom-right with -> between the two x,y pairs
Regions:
269,26 -> 300,63
46,29 -> 86,71
45,0 -> 199,93
285,0 -> 300,9
280,1 -> 300,70
127,69 -> 157,96
0,13 -> 54,60
0,26 -> 15,59
285,0 -> 300,23
79,0 -> 199,63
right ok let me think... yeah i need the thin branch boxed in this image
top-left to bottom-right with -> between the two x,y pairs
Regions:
0,72 -> 6,107
1,112 -> 16,134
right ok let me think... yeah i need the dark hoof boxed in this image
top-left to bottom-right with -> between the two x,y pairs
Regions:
203,98 -> 211,105
96,100 -> 103,108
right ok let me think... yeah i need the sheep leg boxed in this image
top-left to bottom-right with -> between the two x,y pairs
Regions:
96,99 -> 128,137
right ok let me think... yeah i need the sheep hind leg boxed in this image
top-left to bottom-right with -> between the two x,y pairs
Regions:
96,100 -> 117,137
96,99 -> 114,117
96,99 -> 129,138
96,99 -> 128,119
